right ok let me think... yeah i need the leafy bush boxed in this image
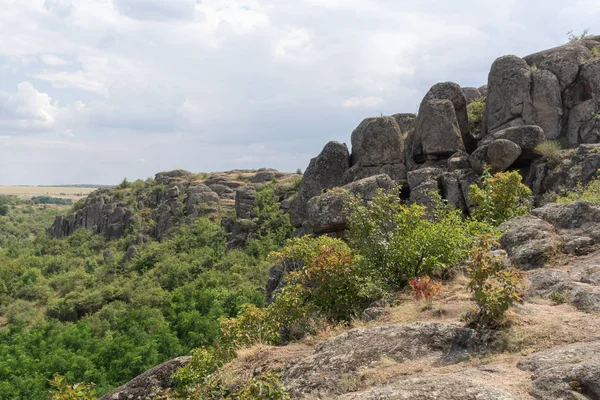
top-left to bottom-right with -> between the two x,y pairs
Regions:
568,28 -> 590,42
409,276 -> 442,301
534,140 -> 562,162
469,169 -> 532,226
346,188 -> 479,290
271,236 -> 379,322
468,97 -> 486,136
230,373 -> 290,400
173,347 -> 226,392
245,185 -> 295,259
49,374 -> 97,400
556,175 -> 600,205
467,235 -> 525,327
220,304 -> 280,350
31,196 -> 73,205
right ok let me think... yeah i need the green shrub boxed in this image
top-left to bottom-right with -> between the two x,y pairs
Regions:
467,235 -> 525,327
231,373 -> 290,400
591,46 -> 600,59
271,236 -> 379,322
346,188 -> 478,290
550,291 -> 569,305
567,28 -> 590,42
49,374 -> 97,400
534,140 -> 562,162
173,347 -> 226,392
469,169 -> 532,226
219,304 -> 280,350
0,204 -> 9,216
556,175 -> 600,205
468,97 -> 486,136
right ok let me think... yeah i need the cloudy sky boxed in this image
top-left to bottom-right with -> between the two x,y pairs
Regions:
0,0 -> 598,185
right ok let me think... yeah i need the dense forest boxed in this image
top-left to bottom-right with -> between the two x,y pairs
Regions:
0,177 -> 293,399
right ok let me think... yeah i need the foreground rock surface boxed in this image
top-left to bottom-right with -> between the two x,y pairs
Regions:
99,356 -> 190,400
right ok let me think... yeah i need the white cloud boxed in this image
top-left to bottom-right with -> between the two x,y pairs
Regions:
114,0 -> 196,21
0,82 -> 59,130
44,0 -> 73,17
343,96 -> 384,109
40,54 -> 68,66
274,27 -> 313,63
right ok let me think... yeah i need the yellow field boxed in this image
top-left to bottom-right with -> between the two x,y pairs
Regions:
0,186 -> 97,201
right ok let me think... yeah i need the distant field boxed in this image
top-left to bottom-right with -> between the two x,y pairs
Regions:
0,186 -> 97,201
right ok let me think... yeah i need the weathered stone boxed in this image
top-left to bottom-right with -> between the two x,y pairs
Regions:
530,69 -> 563,140
518,339 -> 600,399
441,172 -> 467,213
447,151 -> 471,171
531,201 -> 600,230
410,180 -> 440,208
493,125 -> 546,154
307,174 -> 396,234
407,168 -> 443,190
235,186 -> 256,219
524,41 -> 591,91
487,139 -> 522,172
340,374 -> 519,400
226,219 -> 257,250
415,99 -> 465,160
186,184 -> 219,217
422,82 -> 473,151
468,144 -> 490,175
350,116 -> 405,167
284,322 -> 490,397
391,113 -> 417,135
567,99 -> 600,146
99,356 -> 190,400
483,55 -> 532,135
478,84 -> 488,97
499,215 -> 561,269
462,86 -> 482,105
290,141 -> 350,227
154,169 -> 193,185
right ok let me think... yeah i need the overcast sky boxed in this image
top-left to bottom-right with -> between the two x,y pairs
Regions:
0,0 -> 598,185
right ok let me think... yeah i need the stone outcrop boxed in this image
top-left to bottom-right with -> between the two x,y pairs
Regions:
283,322 -> 490,398
345,117 -> 407,185
518,339 -> 600,399
99,356 -> 190,400
289,141 -> 350,228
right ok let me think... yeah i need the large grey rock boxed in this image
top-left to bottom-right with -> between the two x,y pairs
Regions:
483,55 -> 532,135
499,215 -> 561,269
353,117 -> 405,166
284,322 -> 490,397
154,169 -> 193,185
391,113 -> 417,135
468,144 -> 490,175
99,356 -> 190,400
416,99 -> 465,158
186,184 -> 219,217
462,87 -> 483,105
307,174 -> 395,234
290,141 -> 350,227
340,374 -> 519,400
524,41 -> 592,91
528,267 -> 600,312
530,69 -> 563,140
422,82 -> 475,152
235,186 -> 256,219
518,339 -> 600,399
49,191 -> 133,241
567,99 -> 600,146
343,163 -> 407,185
490,125 -> 545,162
487,139 -> 522,172
531,201 -> 600,230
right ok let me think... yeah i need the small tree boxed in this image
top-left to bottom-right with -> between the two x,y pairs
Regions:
469,169 -> 532,226
346,188 -> 477,290
49,374 -> 97,400
467,235 -> 525,327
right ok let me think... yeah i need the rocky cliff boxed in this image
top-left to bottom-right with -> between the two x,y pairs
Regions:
289,36 -> 600,236
49,168 -> 300,249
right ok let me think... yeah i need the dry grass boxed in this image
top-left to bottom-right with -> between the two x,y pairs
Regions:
0,186 -> 96,201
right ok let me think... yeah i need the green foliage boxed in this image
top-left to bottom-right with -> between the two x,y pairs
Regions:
173,347 -> 225,392
271,236 -> 379,322
346,188 -> 480,290
220,304 -> 280,350
591,46 -> 600,59
556,175 -> 600,205
567,28 -> 590,42
550,291 -> 569,305
49,374 -> 97,400
245,185 -> 294,259
230,373 -> 290,400
469,169 -> 532,226
31,196 -> 73,205
534,140 -> 562,162
0,204 -> 9,216
467,235 -> 525,327
467,96 -> 486,135
117,178 -> 131,189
